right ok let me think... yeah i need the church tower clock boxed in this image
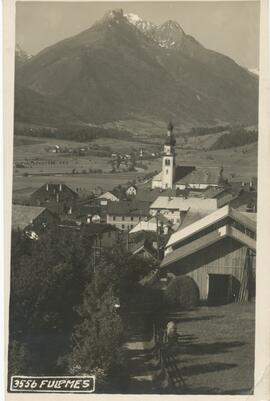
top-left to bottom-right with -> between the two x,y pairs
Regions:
162,122 -> 176,189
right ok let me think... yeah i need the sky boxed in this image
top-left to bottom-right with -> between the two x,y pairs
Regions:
16,1 -> 260,70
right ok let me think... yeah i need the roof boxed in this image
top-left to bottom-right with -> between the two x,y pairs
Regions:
30,183 -> 79,198
98,191 -> 119,201
82,223 -> 118,235
166,205 -> 256,249
203,186 -> 227,198
12,205 -> 46,230
179,210 -> 213,230
135,188 -> 176,203
107,200 -> 150,216
152,171 -> 162,182
129,214 -> 172,234
161,223 -> 256,268
129,239 -> 157,258
150,196 -> 218,212
176,166 -> 221,185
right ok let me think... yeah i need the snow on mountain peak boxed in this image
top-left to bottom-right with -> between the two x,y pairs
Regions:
125,13 -> 142,24
124,12 -> 155,32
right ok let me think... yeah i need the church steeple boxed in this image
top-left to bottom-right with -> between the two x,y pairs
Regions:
162,122 -> 176,189
164,121 -> 176,147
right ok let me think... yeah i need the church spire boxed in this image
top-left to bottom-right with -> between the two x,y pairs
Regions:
165,121 -> 176,147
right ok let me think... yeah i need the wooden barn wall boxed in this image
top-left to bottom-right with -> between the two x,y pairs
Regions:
170,237 -> 256,300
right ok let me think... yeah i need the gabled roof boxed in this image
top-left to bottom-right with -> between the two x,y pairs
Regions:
161,223 -> 256,268
150,196 -> 218,212
107,200 -> 150,216
166,205 -> 256,249
152,171 -> 162,182
30,183 -> 78,198
129,239 -> 157,259
129,214 -> 172,234
175,166 -> 221,185
98,191 -> 119,201
12,205 -> 47,230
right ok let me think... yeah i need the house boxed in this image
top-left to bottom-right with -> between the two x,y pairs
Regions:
126,185 -> 137,197
82,223 -> 121,250
12,205 -> 58,235
149,196 -> 218,226
30,183 -> 79,215
203,186 -> 236,208
151,122 -> 224,190
161,205 -> 256,304
58,221 -> 121,249
129,214 -> 173,235
107,200 -> 150,231
129,239 -> 157,260
98,191 -> 119,205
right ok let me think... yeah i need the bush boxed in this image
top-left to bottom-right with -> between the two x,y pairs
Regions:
164,276 -> 199,309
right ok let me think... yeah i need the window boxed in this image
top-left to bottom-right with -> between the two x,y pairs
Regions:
165,159 -> 170,166
122,224 -> 125,230
130,225 -> 133,229
122,216 -> 125,221
113,216 -> 116,221
131,216 -> 134,221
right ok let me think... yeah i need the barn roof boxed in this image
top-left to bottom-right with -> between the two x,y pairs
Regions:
161,223 -> 256,268
12,205 -> 46,230
166,205 -> 256,249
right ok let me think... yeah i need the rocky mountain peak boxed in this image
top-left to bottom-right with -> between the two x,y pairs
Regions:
124,12 -> 156,32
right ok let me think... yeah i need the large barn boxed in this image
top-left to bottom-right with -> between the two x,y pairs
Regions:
161,206 -> 256,304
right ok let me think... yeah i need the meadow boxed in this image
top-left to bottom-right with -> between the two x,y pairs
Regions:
12,129 -> 258,202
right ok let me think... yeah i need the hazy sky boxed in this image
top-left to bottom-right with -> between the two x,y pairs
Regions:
16,1 -> 260,69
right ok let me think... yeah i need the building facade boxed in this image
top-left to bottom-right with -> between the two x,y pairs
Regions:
107,200 -> 149,231
161,206 -> 256,303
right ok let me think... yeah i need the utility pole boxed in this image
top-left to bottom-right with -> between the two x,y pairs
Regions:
156,211 -> 160,261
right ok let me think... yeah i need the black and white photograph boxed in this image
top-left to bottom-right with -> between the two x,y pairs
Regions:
4,0 -> 269,397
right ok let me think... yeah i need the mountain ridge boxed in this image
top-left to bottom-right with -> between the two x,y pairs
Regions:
15,8 -> 258,128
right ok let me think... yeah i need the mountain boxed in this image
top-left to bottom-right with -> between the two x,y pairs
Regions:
15,44 -> 31,71
15,9 -> 258,128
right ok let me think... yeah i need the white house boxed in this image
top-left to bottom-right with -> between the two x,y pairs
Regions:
126,185 -> 137,196
149,196 -> 218,225
98,191 -> 119,206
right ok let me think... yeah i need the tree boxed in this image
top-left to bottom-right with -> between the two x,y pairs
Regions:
9,227 -> 94,375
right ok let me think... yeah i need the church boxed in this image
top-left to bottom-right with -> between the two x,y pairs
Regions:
151,123 -> 224,190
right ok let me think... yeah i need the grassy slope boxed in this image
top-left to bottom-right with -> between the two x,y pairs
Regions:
172,302 -> 255,394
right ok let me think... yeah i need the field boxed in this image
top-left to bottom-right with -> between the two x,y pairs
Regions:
12,128 -> 258,202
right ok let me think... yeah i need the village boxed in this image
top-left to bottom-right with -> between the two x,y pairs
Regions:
10,122 -> 257,393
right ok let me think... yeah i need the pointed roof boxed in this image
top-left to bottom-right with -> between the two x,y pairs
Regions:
165,205 -> 256,249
